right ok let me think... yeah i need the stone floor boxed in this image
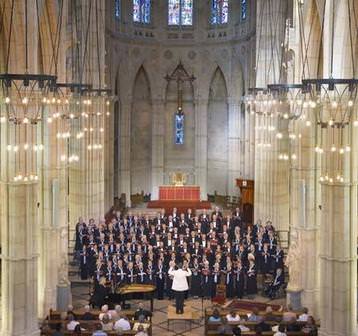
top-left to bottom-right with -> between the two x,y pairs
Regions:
71,282 -> 286,336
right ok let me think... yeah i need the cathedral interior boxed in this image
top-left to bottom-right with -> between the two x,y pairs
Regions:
0,0 -> 357,335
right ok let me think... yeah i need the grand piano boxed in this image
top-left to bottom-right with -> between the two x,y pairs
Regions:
108,284 -> 156,312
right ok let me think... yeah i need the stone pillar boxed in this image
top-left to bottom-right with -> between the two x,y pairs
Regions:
151,97 -> 165,199
0,113 -> 40,336
227,96 -> 241,196
194,97 -> 208,200
119,97 -> 132,206
38,107 -> 69,317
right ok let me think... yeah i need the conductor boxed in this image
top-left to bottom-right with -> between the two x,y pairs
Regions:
168,260 -> 192,314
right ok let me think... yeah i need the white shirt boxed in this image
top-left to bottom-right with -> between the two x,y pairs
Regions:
67,321 -> 80,331
168,267 -> 192,291
298,313 -> 309,321
274,332 -> 287,336
226,313 -> 240,322
114,318 -> 131,331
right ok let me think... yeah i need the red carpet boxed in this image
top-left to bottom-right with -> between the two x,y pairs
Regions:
226,299 -> 282,312
147,200 -> 212,214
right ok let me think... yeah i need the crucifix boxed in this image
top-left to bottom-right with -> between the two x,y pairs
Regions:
165,62 -> 195,145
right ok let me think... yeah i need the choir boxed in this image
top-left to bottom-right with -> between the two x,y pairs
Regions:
75,207 -> 284,302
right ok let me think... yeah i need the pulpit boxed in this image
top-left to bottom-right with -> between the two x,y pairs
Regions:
236,179 -> 254,224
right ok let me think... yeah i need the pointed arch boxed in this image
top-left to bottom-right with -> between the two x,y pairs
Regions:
207,66 -> 229,195
130,66 -> 152,194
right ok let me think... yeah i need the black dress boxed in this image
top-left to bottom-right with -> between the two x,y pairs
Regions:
246,264 -> 257,295
224,269 -> 235,298
234,266 -> 245,299
190,264 -> 202,297
201,269 -> 211,298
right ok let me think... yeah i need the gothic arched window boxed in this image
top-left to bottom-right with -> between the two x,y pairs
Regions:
115,0 -> 121,20
168,0 -> 193,26
133,0 -> 151,24
211,0 -> 228,25
241,0 -> 247,20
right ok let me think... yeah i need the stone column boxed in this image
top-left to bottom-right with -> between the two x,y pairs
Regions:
227,96 -> 241,196
151,96 -> 165,199
194,96 -> 208,200
0,121 -> 40,336
119,96 -> 132,206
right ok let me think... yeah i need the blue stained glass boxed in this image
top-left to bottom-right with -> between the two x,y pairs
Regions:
181,0 -> 193,25
115,0 -> 121,20
211,0 -> 228,25
175,112 -> 184,145
168,0 -> 180,25
168,0 -> 193,26
133,0 -> 151,24
241,0 -> 247,20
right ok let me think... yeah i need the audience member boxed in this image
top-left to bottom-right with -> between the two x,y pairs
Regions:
82,305 -> 95,320
232,326 -> 242,336
282,305 -> 296,322
286,316 -> 302,332
247,307 -> 262,322
302,316 -> 318,335
265,306 -> 279,322
208,308 -> 222,322
255,316 -> 271,332
109,305 -> 122,321
226,310 -> 241,322
135,324 -> 148,336
101,314 -> 113,331
298,307 -> 309,322
217,317 -> 233,335
73,324 -> 82,335
99,305 -> 111,321
114,314 -> 131,332
67,314 -> 80,331
134,302 -> 152,320
274,324 -> 287,336
52,323 -> 64,336
92,325 -> 108,336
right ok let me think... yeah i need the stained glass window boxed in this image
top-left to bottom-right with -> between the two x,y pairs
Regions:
211,0 -> 228,25
175,111 -> 184,145
133,0 -> 151,24
168,0 -> 193,26
241,0 -> 247,20
115,0 -> 121,20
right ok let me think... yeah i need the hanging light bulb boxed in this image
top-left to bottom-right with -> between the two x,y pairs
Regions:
331,145 -> 337,152
5,97 -> 10,104
22,97 -> 29,105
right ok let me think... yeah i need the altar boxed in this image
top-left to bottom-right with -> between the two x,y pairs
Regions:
158,185 -> 200,201
148,185 -> 211,213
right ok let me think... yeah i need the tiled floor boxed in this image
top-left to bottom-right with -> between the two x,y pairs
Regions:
71,282 -> 286,336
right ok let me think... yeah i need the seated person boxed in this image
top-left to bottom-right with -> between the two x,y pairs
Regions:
99,305 -> 111,321
265,306 -> 279,322
232,326 -> 242,336
298,307 -> 309,322
217,317 -> 233,335
101,314 -> 113,331
226,310 -> 241,322
255,316 -> 271,332
265,268 -> 284,298
134,302 -> 152,320
282,305 -> 296,322
208,308 -> 222,322
302,316 -> 318,335
91,325 -> 108,336
135,324 -> 149,336
82,305 -> 95,320
274,324 -> 287,336
114,314 -> 131,332
52,323 -> 64,336
247,307 -> 262,322
67,314 -> 80,331
286,316 -> 302,332
108,305 -> 122,321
